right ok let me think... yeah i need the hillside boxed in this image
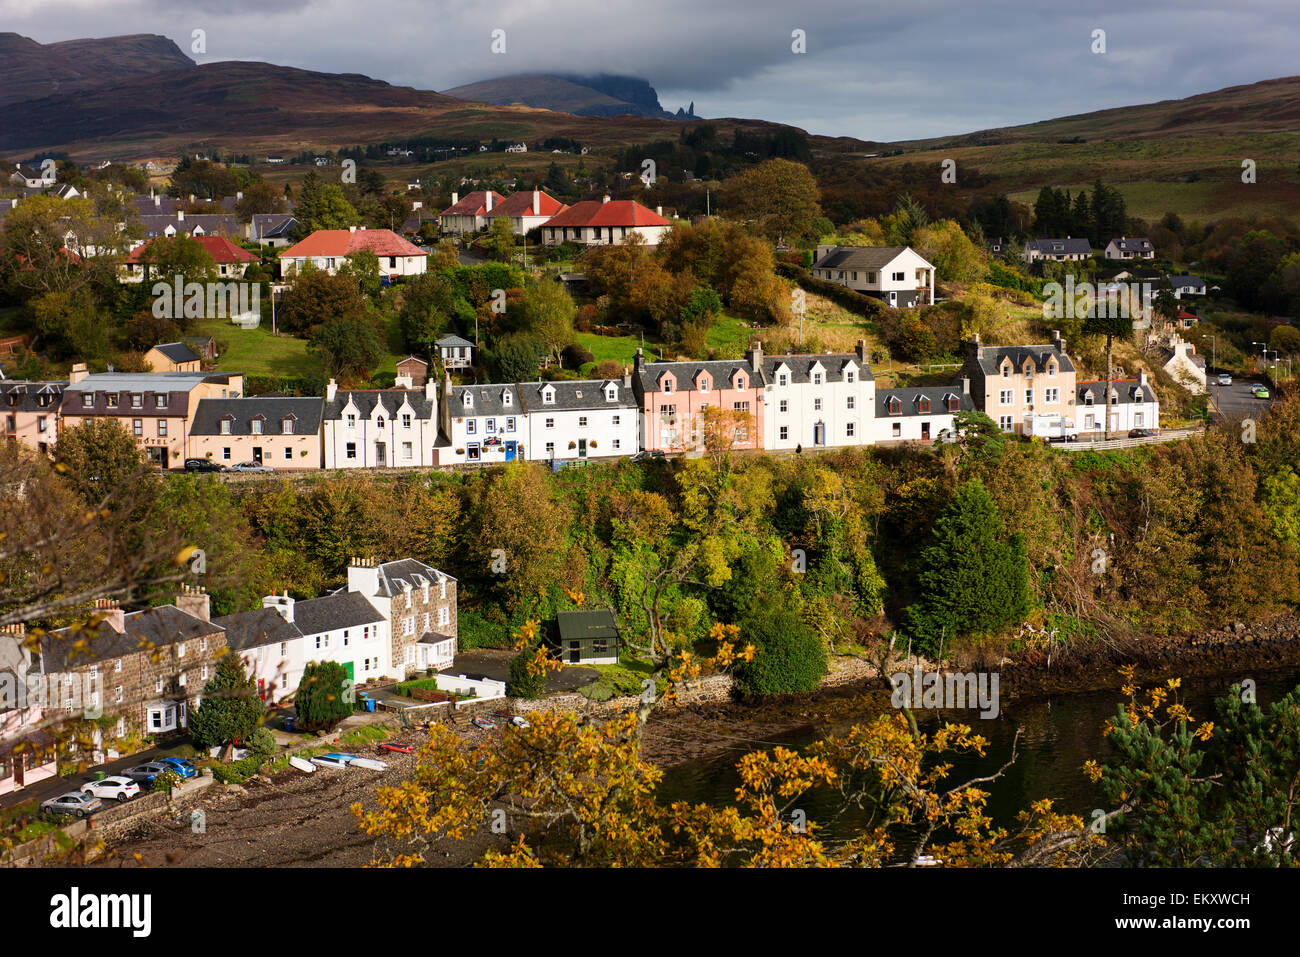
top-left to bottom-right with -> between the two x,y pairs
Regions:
444,73 -> 685,119
0,32 -> 193,107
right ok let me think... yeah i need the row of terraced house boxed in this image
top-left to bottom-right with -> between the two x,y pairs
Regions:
0,558 -> 457,796
3,332 -> 1159,470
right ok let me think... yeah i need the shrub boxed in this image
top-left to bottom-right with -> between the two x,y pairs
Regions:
562,343 -> 594,367
509,648 -> 547,699
211,755 -> 264,785
246,725 -> 278,758
151,770 -> 182,795
295,661 -> 353,732
734,609 -> 827,697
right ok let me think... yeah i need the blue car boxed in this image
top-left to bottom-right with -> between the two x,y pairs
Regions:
156,757 -> 198,779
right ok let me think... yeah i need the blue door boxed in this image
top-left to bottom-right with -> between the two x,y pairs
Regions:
505,441 -> 516,461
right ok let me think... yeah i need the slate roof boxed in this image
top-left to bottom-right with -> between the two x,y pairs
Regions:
436,334 -> 474,349
291,591 -> 386,637
1,380 -> 65,412
250,213 -> 297,239
635,359 -> 766,394
811,245 -> 919,271
875,386 -> 973,418
764,352 -> 875,384
1107,237 -> 1154,253
130,195 -> 182,216
517,379 -> 636,412
969,344 -> 1076,375
214,608 -> 304,652
41,606 -> 221,672
151,341 -> 201,364
1077,379 -> 1157,406
191,397 -> 325,435
135,213 -> 240,238
556,609 -> 619,641
372,559 -> 456,598
1167,275 -> 1205,291
449,383 -> 523,417
1025,238 -> 1092,256
324,389 -> 434,422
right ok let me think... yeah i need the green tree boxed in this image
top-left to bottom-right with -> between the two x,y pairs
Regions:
734,608 -> 827,696
342,248 -> 382,299
398,271 -> 458,354
904,478 -> 1030,655
279,266 -> 369,336
31,288 -> 110,360
719,158 -> 822,242
188,651 -> 267,753
494,335 -> 544,381
516,278 -> 575,365
308,313 -> 383,383
482,216 -> 517,262
53,418 -> 149,507
508,646 -> 548,699
295,660 -> 354,732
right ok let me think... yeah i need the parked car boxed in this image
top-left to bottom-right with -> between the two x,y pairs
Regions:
1128,428 -> 1158,438
121,762 -> 172,784
1253,386 -> 1271,399
156,757 -> 198,779
184,458 -> 226,472
81,776 -> 140,801
41,792 -> 103,818
311,752 -> 357,769
472,716 -> 499,731
631,450 -> 666,462
229,461 -> 272,473
1046,434 -> 1079,443
1218,373 -> 1233,386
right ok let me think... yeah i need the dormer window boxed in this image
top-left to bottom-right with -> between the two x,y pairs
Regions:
462,393 -> 473,410
130,393 -> 143,409
699,376 -> 710,392
846,371 -> 855,384
813,372 -> 823,385
503,392 -> 513,407
1084,392 -> 1094,405
1133,389 -> 1143,402
282,416 -> 294,435
1001,365 -> 1011,379
888,396 -> 901,415
347,413 -> 356,427
155,393 -> 168,408
946,395 -> 960,412
605,386 -> 617,401
542,387 -> 555,405
1109,390 -> 1119,405
377,416 -> 385,429
736,376 -> 746,390
918,396 -> 931,413
220,417 -> 232,435
251,417 -> 263,435
106,393 -> 119,408
662,378 -> 673,394
82,394 -> 93,408
778,374 -> 788,387
1047,363 -> 1057,377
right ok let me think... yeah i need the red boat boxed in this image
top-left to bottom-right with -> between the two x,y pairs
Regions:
379,743 -> 413,754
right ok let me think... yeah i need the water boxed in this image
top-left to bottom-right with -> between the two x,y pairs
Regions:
656,665 -> 1300,845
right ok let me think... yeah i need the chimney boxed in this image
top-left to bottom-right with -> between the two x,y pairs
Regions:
176,583 -> 210,623
961,376 -> 971,395
349,225 -> 357,232
177,209 -> 185,222
656,205 -> 663,216
93,598 -> 125,634
602,194 -> 611,204
425,373 -> 438,402
326,378 -> 338,402
1051,329 -> 1065,354
236,191 -> 244,201
485,191 -> 494,212
451,191 -> 459,205
634,347 -> 645,373
347,556 -> 381,599
855,338 -> 868,365
623,369 -> 632,388
69,362 -> 88,385
9,198 -> 16,209
1138,370 -> 1148,387
533,188 -> 541,216
189,194 -> 195,204
747,340 -> 763,374
262,592 -> 295,623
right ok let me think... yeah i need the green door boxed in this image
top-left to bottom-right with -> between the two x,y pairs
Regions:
343,660 -> 355,682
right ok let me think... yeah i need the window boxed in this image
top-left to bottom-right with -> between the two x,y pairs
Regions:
778,374 -> 788,387
132,419 -> 143,436
282,418 -> 294,435
156,393 -> 168,408
542,389 -> 555,404
814,398 -> 822,411
662,379 -> 673,394
177,641 -> 186,658
285,446 -> 293,460
467,420 -> 477,435
344,630 -> 351,647
545,442 -> 555,455
106,393 -> 119,408
179,670 -> 187,687
892,423 -> 902,437
251,418 -> 263,435
402,442 -> 412,460
437,606 -> 450,626
440,578 -> 447,599
846,422 -> 856,437
999,389 -> 1012,405
847,396 -> 856,410
779,426 -> 789,441
613,439 -> 621,449
467,443 -> 480,461
157,419 -> 167,437
220,419 -> 232,435
82,394 -> 93,408
38,416 -> 47,433
999,415 -> 1013,431
1109,391 -> 1119,405
402,414 -> 411,428
846,371 -> 855,384
733,402 -> 749,412
347,413 -> 356,427
486,418 -> 496,434
578,416 -> 588,427
315,636 -> 322,649
345,442 -> 356,459
545,417 -> 555,429
1048,364 -> 1057,377
1025,389 -> 1033,405
377,417 -> 385,429
1045,388 -> 1059,403
1001,366 -> 1010,378
918,396 -> 931,413
223,447 -> 231,460
115,659 -> 122,673
892,271 -> 905,281
279,642 -> 287,656
131,393 -> 142,409
888,397 -> 902,415
1135,412 -> 1144,426
779,399 -> 789,413
736,377 -> 746,390
947,395 -> 960,412
813,372 -> 823,385
156,676 -> 164,693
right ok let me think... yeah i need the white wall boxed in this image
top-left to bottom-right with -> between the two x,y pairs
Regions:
763,361 -> 875,450
525,407 -> 638,461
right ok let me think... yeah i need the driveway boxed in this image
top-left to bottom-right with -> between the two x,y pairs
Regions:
444,649 -> 600,693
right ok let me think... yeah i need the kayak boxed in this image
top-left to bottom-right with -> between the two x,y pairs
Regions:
349,757 -> 387,771
288,756 -> 316,774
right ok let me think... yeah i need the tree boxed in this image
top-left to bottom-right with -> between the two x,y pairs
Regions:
308,313 -> 383,383
234,181 -> 286,221
734,608 -> 826,696
31,288 -> 110,360
493,335 -> 544,381
1083,304 -> 1134,439
516,278 -> 575,365
398,271 -> 458,354
719,158 -> 822,242
914,220 -> 987,283
904,478 -> 1031,655
188,651 -> 267,753
134,234 -> 219,287
1,195 -> 122,295
482,216 -> 516,262
54,418 -> 148,507
295,660 -> 353,732
279,267 -> 369,336
342,248 -> 382,299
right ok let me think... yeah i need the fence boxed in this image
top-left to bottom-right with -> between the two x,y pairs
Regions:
1053,425 -> 1204,452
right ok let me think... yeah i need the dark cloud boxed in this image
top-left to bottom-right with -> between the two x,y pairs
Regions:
3,0 -> 1297,139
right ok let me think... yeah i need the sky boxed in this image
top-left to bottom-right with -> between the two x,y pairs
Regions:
2,0 -> 1298,141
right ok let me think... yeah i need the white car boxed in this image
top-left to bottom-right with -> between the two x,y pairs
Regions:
1218,373 -> 1232,386
310,752 -> 357,769
81,775 -> 140,801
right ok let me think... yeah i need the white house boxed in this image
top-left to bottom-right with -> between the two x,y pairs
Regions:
437,377 -> 526,465
761,341 -> 877,450
217,603 -> 307,704
345,558 -> 458,678
1159,335 -> 1207,394
439,191 -> 505,235
874,383 -> 974,444
1104,237 -> 1155,261
322,379 -> 440,469
279,227 -> 428,279
1167,275 -> 1207,299
437,334 -> 475,370
1076,375 -> 1160,435
484,188 -> 568,236
539,197 -> 672,247
1023,238 -> 1092,263
810,245 -> 936,308
518,377 -> 639,462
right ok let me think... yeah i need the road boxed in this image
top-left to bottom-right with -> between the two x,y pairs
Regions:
1209,376 -> 1274,424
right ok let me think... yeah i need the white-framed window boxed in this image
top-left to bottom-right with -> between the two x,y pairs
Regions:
402,414 -> 411,428
892,422 -> 902,437
1045,387 -> 1059,403
283,418 -> 294,435
157,419 -> 167,437
202,664 -> 209,680
223,447 -> 232,460
279,642 -> 287,656
846,371 -> 855,383
467,420 -> 476,434
402,442 -> 413,460
814,398 -> 822,411
251,418 -> 263,435
778,374 -> 788,387
347,413 -> 356,427
179,670 -> 187,687
220,419 -> 232,435
486,418 -> 496,433
545,417 -> 555,429
285,446 -> 293,460
115,659 -> 122,673
177,641 -> 186,658
437,606 -> 450,627
999,415 -> 1014,431
613,439 -> 621,449
545,442 -> 554,455
846,422 -> 856,437
1025,389 -> 1033,405
346,442 -> 356,459
116,717 -> 126,737
999,389 -> 1012,405
847,396 -> 856,410
779,426 -> 789,440
779,399 -> 789,413
611,415 -> 620,426
155,676 -> 163,693
506,417 -> 515,432
115,685 -> 123,703
578,416 -> 588,427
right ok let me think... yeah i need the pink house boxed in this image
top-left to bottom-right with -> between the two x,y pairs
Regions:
632,347 -> 765,454
1,623 -> 58,796
2,380 -> 63,456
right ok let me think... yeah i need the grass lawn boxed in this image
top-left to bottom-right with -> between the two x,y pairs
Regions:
577,657 -> 660,702
575,332 -> 656,367
705,313 -> 753,356
197,318 -> 320,378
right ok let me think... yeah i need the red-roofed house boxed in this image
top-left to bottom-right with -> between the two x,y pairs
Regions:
121,234 -> 258,283
539,197 -> 672,247
278,226 -> 428,279
485,188 -> 568,235
440,190 -> 506,236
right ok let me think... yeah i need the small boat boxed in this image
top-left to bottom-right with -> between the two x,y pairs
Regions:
288,756 -> 316,774
379,743 -> 413,754
472,716 -> 499,731
349,757 -> 387,771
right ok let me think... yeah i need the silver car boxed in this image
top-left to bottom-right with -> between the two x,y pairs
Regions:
41,791 -> 103,817
229,462 -> 272,473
